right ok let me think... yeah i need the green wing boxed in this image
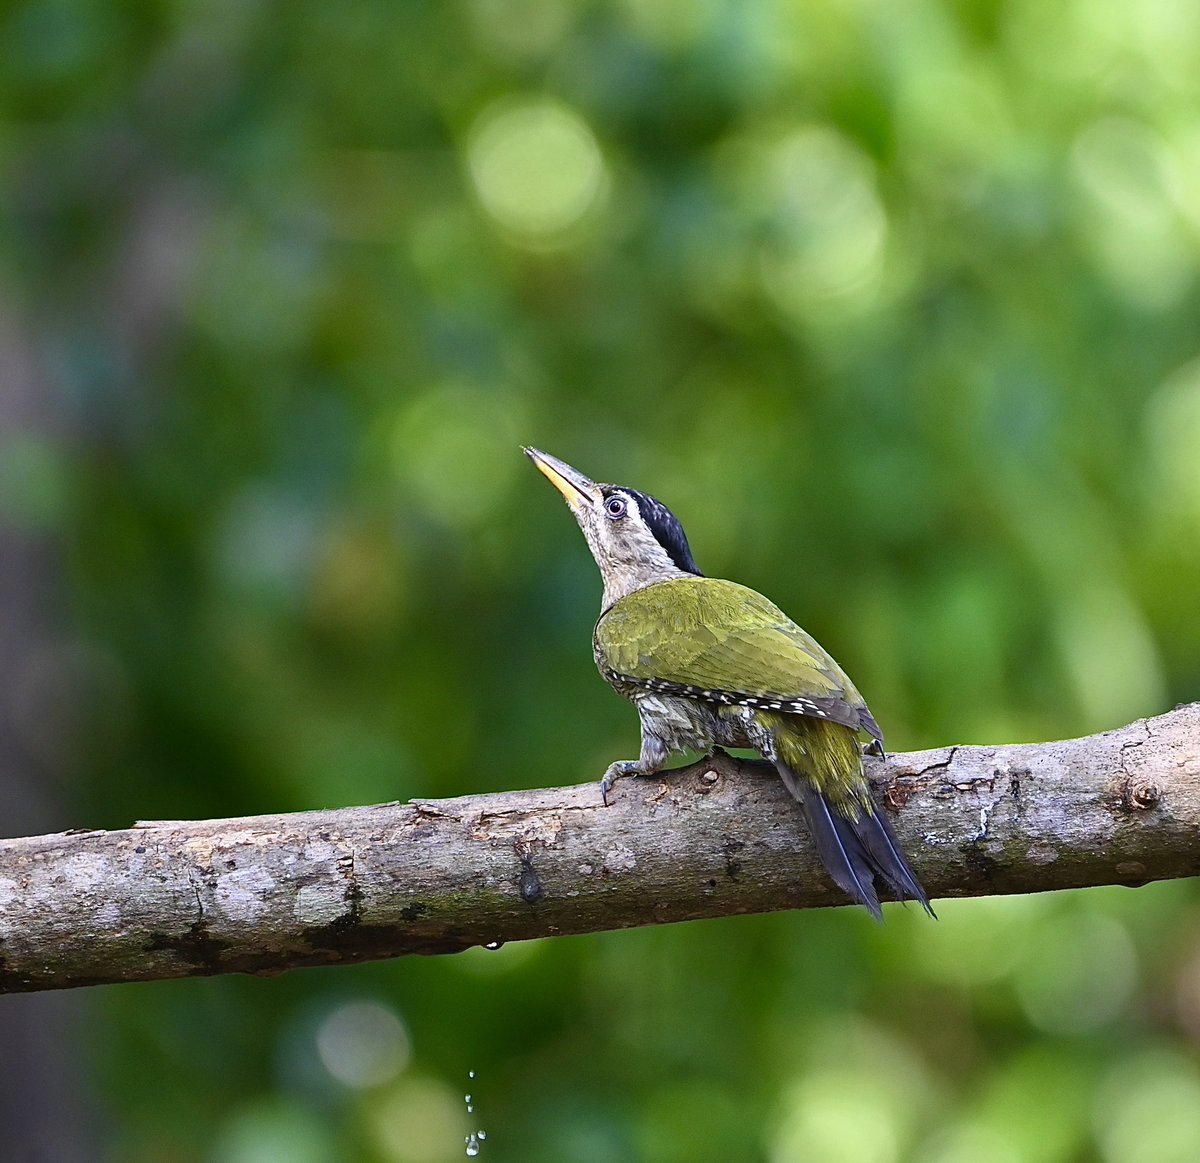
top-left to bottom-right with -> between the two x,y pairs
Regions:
594,576 -> 881,742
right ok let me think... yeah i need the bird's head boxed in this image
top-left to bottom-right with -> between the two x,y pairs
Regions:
524,447 -> 701,607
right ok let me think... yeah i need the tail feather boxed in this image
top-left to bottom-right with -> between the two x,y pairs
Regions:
798,786 -> 884,920
777,760 -> 934,920
852,800 -> 935,916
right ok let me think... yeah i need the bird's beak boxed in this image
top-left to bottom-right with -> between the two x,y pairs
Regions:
523,447 -> 601,511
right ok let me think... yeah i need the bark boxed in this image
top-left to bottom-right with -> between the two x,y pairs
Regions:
0,300 -> 100,1151
1,704 -> 1197,994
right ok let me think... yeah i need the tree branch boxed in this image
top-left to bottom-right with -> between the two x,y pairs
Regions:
1,705 -> 1197,993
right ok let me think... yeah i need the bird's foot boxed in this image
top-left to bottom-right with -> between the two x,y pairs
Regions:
600,761 -> 641,806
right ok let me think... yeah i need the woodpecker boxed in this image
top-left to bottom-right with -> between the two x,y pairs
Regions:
525,447 -> 932,920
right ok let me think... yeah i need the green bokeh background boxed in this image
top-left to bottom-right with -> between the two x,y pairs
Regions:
4,0 -> 1200,1159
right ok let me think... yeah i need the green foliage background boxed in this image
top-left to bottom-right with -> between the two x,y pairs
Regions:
4,0 -> 1200,1159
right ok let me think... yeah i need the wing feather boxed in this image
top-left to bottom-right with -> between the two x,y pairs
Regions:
595,576 -> 880,740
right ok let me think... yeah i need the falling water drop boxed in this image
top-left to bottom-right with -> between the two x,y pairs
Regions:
464,1070 -> 485,1153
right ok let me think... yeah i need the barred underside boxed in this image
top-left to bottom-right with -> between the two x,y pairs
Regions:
603,668 -> 884,750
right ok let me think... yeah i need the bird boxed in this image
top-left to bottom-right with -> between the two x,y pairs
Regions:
524,447 -> 932,920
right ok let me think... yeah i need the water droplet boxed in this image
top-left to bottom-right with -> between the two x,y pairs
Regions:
518,858 -> 543,903
484,941 -> 504,950
463,1071 -> 485,1151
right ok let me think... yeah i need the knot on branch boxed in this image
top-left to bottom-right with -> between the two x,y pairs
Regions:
1110,777 -> 1162,812
1128,780 -> 1161,810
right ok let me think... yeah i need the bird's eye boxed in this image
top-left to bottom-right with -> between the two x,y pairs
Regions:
604,495 -> 627,519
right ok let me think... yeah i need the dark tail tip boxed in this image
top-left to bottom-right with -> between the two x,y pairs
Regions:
793,779 -> 934,920
848,801 -> 936,919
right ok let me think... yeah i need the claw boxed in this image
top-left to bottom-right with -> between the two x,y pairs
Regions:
600,760 -> 640,806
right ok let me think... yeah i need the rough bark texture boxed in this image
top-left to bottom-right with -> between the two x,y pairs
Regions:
1,704 -> 1197,993
0,302 -> 99,1150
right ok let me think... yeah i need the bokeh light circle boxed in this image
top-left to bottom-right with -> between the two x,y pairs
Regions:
467,97 -> 607,241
